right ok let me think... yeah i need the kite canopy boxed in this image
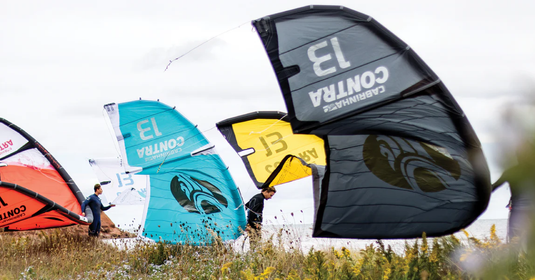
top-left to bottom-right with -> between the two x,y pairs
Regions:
252,5 -> 491,238
216,111 -> 325,189
104,100 -> 246,244
0,118 -> 92,230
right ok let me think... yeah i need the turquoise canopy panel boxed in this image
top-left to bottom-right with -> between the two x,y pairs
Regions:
104,100 -> 246,245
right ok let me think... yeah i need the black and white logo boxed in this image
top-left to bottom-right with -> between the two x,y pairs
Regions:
170,174 -> 228,214
363,135 -> 461,192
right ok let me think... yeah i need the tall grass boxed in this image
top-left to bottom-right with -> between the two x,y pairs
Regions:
2,224 -> 535,279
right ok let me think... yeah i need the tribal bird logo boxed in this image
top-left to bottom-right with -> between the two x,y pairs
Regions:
170,174 -> 228,214
363,135 -> 461,192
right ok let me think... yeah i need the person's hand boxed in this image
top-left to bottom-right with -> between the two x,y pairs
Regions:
81,212 -> 85,217
110,204 -> 116,207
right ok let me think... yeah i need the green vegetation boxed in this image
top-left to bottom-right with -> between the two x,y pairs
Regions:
1,224 -> 535,279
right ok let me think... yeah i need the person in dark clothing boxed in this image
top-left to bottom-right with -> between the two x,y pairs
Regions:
504,198 -> 513,242
81,184 -> 115,237
492,141 -> 535,245
245,186 -> 276,246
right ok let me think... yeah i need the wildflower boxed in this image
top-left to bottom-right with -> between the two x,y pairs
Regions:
421,233 -> 428,254
401,258 -> 410,276
450,234 -> 460,244
286,270 -> 300,280
405,245 -> 413,261
342,247 -> 351,258
334,249 -> 342,259
240,269 -> 255,280
429,247 -> 439,263
429,238 -> 441,263
353,255 -> 365,276
221,262 -> 232,275
490,224 -> 497,238
489,224 -> 501,247
258,267 -> 276,279
383,266 -> 392,280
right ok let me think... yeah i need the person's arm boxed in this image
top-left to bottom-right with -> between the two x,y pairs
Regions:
101,203 -> 115,211
492,170 -> 509,191
81,197 -> 89,216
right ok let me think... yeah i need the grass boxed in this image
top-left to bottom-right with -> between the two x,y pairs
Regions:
2,223 -> 535,279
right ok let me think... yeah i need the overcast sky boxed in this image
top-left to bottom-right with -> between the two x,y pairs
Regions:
2,0 -> 534,228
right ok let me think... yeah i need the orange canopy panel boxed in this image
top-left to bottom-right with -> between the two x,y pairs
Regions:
0,118 -> 90,230
0,166 -> 81,213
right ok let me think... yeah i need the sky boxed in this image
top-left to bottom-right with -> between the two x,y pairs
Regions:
1,0 -> 535,229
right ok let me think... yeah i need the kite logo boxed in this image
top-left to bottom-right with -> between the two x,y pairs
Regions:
0,139 -> 14,155
0,205 -> 26,222
309,66 -> 389,108
135,117 -> 187,160
307,37 -> 350,77
170,174 -> 228,214
0,196 -> 8,207
137,188 -> 147,198
323,86 -> 386,113
136,136 -> 185,159
362,135 -> 461,192
115,172 -> 134,188
137,117 -> 162,140
259,133 -> 288,157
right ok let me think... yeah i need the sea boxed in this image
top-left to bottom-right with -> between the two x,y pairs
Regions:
108,218 -> 508,254
238,218 -> 508,253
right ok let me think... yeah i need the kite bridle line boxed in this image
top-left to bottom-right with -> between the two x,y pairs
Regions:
164,20 -> 251,72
